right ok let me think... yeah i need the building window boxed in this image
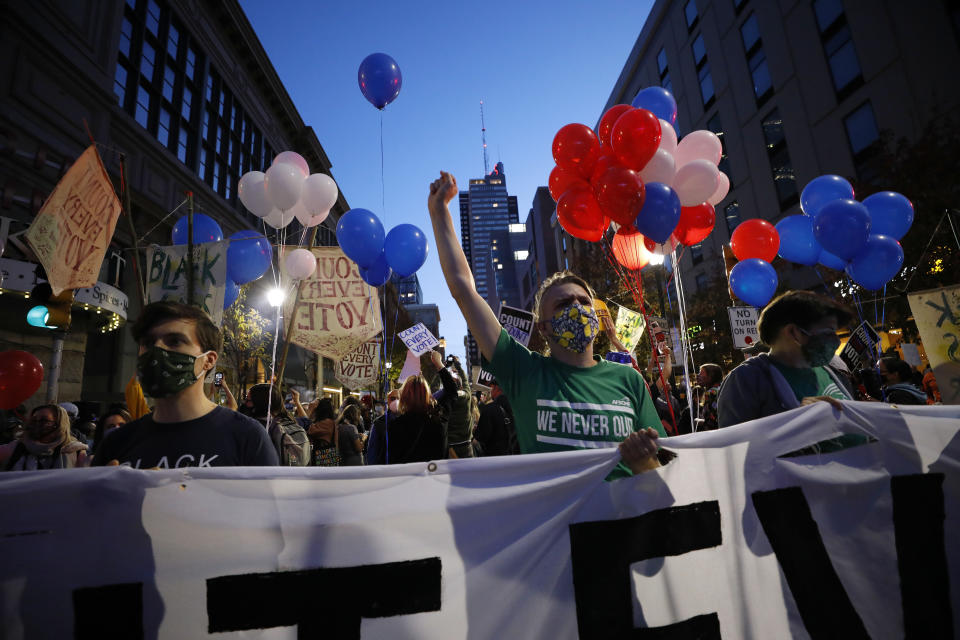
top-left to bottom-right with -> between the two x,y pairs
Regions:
761,109 -> 799,209
724,201 -> 742,235
113,64 -> 127,106
705,112 -> 732,184
691,243 -> 704,265
813,0 -> 863,100
695,273 -> 709,290
657,47 -> 672,94
741,14 -> 773,104
135,85 -> 150,128
685,0 -> 699,30
691,34 -> 714,109
844,101 -> 880,182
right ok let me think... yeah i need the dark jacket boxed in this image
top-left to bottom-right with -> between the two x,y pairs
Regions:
476,395 -> 518,456
717,353 -> 853,428
434,366 -> 471,446
883,383 -> 928,405
385,409 -> 448,464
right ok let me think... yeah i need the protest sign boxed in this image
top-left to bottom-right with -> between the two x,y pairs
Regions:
614,304 -> 645,353
284,247 -> 382,361
593,299 -> 613,332
145,241 -> 228,325
901,343 -> 922,368
398,323 -> 440,357
25,145 -> 122,295
1,403 -> 957,638
909,285 -> 960,404
477,304 -> 534,387
397,348 -> 421,383
727,306 -> 760,349
335,337 -> 381,390
840,320 -> 881,371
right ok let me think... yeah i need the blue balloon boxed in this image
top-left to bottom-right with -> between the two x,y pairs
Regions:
634,182 -> 681,243
813,199 -> 871,261
384,224 -> 429,278
729,258 -> 778,308
227,230 -> 272,284
172,213 -> 223,245
358,53 -> 402,109
800,174 -> 854,217
336,208 -> 385,269
862,191 -> 913,240
631,87 -> 677,125
818,249 -> 848,271
846,234 -> 904,291
775,215 -> 822,266
359,252 -> 393,287
223,279 -> 239,310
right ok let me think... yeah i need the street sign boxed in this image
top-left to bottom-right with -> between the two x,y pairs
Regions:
727,306 -> 760,349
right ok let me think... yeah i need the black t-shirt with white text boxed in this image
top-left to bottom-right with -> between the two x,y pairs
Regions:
94,406 -> 278,468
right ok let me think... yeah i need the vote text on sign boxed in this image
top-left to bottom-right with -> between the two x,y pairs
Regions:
398,323 -> 439,357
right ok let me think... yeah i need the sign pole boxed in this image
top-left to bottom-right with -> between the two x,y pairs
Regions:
276,226 -> 319,383
45,331 -> 65,403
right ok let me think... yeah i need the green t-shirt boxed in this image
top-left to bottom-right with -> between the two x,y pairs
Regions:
483,329 -> 664,478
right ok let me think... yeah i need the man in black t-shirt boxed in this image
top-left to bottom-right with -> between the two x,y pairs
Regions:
95,301 -> 277,468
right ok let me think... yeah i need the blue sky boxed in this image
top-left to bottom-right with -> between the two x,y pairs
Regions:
239,0 -> 655,361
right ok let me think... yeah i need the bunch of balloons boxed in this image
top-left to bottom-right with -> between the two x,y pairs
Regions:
0,350 -> 43,409
170,213 -> 272,311
548,86 -> 729,270
238,151 -> 340,231
335,209 -> 428,287
728,219 -> 780,308
777,175 -> 911,291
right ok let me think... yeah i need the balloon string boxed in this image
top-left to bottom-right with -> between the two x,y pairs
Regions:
380,110 -> 386,220
813,266 -> 834,298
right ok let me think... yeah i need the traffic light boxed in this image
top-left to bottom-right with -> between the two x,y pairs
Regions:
722,244 -> 738,304
27,282 -> 73,329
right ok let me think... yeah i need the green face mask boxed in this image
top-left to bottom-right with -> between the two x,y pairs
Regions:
798,328 -> 841,368
137,346 -> 209,398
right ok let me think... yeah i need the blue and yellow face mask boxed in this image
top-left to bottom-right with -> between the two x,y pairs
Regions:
548,302 -> 600,353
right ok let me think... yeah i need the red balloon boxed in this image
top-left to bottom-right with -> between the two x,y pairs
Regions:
612,230 -> 650,270
594,166 -> 646,227
552,124 -> 601,178
557,186 -> 608,242
731,218 -> 780,262
611,108 -> 661,172
0,350 -> 44,410
674,203 -> 716,246
588,153 -> 620,186
597,104 -> 633,147
548,165 -> 588,202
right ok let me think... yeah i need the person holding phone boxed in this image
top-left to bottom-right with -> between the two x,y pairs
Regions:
208,371 -> 238,411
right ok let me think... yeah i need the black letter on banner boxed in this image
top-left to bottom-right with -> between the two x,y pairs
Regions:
752,487 -> 869,638
207,557 -> 441,639
74,582 -> 144,640
892,473 -> 953,638
569,501 -> 722,639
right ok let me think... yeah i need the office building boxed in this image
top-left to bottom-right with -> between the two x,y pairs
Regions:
391,272 -> 423,306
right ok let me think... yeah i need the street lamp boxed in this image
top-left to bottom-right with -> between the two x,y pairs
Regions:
266,287 -> 285,307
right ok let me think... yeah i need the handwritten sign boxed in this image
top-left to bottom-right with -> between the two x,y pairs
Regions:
398,323 -> 440,357
335,338 -> 381,390
908,285 -> 960,405
477,304 -> 534,387
727,306 -> 760,349
614,304 -> 646,353
145,241 -> 227,325
283,247 -> 381,361
25,146 -> 122,295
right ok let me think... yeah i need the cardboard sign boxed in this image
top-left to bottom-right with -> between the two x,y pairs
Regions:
398,323 -> 440,357
908,285 -> 960,404
24,146 -> 123,295
840,321 -> 881,371
335,338 -> 381,390
145,241 -> 228,325
727,306 -> 760,349
283,247 -> 382,361
477,304 -> 535,387
614,304 -> 646,354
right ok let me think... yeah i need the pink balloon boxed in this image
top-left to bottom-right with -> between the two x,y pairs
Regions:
238,171 -> 273,218
674,130 -> 722,167
285,248 -> 317,280
264,163 -> 304,211
301,173 -> 339,215
672,159 -> 719,207
273,151 -> 310,178
657,120 -> 678,155
639,148 -> 676,186
708,172 -> 730,205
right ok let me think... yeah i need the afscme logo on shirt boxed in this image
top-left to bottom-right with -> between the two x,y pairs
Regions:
610,398 -> 632,407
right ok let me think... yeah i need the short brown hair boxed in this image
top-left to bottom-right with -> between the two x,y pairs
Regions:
699,363 -> 724,387
132,301 -> 222,353
757,291 -> 853,344
532,271 -> 596,321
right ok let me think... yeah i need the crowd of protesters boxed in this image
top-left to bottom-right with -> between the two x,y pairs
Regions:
0,172 -> 942,475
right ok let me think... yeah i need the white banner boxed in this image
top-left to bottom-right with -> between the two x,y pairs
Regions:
1,403 -> 958,639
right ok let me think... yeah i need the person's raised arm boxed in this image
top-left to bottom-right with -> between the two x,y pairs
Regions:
427,171 -> 501,361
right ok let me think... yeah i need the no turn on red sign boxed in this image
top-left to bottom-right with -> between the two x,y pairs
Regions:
727,306 -> 760,349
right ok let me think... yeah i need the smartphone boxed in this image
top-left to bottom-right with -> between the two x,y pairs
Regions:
214,372 -> 223,387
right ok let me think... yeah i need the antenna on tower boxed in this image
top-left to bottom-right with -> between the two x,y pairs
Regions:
480,100 -> 490,175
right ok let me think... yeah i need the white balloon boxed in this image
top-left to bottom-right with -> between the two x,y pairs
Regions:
301,173 -> 339,215
639,148 -> 676,185
291,201 -> 329,228
238,171 -> 273,218
273,151 -> 309,178
285,248 -> 317,280
264,208 -> 294,229
708,171 -> 731,205
672,159 -> 719,207
265,162 -> 304,211
648,234 -> 680,255
674,130 -> 722,167
657,119 -> 678,155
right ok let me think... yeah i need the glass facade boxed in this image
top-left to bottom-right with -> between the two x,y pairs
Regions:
741,14 -> 773,104
761,109 -> 799,209
814,0 -> 863,99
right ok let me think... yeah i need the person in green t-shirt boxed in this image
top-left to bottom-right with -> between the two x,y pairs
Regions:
426,171 -> 662,478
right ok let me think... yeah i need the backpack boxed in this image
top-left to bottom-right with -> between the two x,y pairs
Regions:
267,415 -> 311,466
309,419 -> 341,467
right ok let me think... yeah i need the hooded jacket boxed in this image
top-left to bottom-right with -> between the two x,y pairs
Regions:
883,383 -> 928,405
0,406 -> 88,471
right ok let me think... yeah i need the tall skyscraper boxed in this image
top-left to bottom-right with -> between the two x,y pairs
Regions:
459,161 -> 519,372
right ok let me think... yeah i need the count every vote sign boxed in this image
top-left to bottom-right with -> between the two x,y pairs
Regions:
399,323 -> 439,357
